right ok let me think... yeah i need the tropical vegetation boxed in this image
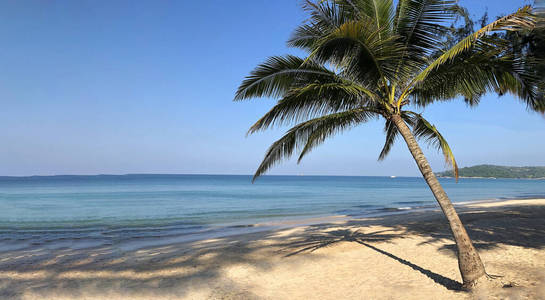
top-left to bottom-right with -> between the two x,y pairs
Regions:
235,0 -> 543,288
437,164 -> 545,178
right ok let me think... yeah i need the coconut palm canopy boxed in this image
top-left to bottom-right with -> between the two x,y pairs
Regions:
234,0 -> 542,181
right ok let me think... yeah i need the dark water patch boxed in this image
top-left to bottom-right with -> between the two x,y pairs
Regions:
352,204 -> 379,208
394,200 -> 430,205
228,224 -> 255,228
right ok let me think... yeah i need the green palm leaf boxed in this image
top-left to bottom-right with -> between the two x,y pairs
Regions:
394,0 -> 458,78
247,81 -> 378,134
377,112 -> 416,160
336,0 -> 395,35
410,36 -> 544,111
234,55 -> 334,100
288,0 -> 349,50
302,9 -> 403,87
253,108 -> 379,181
406,112 -> 459,180
378,118 -> 398,160
405,6 -> 535,94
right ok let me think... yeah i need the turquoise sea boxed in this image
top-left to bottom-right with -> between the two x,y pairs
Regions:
0,175 -> 543,251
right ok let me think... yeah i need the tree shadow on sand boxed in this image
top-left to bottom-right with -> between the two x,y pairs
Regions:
0,236 -> 271,299
390,205 -> 545,253
280,228 -> 462,290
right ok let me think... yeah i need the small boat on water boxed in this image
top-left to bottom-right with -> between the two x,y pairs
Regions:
390,175 -> 396,178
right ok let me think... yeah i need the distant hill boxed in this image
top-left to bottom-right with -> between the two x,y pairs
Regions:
436,165 -> 545,179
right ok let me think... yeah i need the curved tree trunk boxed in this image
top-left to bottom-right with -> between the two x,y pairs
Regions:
390,114 -> 486,288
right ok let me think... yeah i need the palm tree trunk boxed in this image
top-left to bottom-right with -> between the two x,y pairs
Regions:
390,114 -> 486,288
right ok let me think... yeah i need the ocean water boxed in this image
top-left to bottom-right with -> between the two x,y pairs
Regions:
0,175 -> 543,251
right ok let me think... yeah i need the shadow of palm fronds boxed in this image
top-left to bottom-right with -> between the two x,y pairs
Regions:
280,229 -> 397,257
280,228 -> 462,290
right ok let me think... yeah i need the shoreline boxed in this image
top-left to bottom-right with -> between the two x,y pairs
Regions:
2,198 -> 545,299
1,196 -> 543,254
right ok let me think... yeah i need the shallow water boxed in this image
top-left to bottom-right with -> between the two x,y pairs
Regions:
0,174 -> 543,250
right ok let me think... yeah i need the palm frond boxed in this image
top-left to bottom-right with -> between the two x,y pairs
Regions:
406,6 -> 535,92
234,55 -> 334,100
409,36 -> 545,111
288,0 -> 349,50
305,18 -> 402,87
253,108 -> 379,181
405,112 -> 459,180
378,118 -> 398,160
394,0 -> 458,79
336,0 -> 395,35
247,80 -> 379,134
378,110 -> 418,159
288,23 -> 326,50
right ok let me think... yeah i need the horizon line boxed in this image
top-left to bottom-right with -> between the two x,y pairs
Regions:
0,173 -> 423,178
1,164 -> 544,178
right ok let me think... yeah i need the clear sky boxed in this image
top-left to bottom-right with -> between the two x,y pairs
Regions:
0,0 -> 543,176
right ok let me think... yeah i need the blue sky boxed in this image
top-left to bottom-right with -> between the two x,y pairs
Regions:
0,0 -> 543,176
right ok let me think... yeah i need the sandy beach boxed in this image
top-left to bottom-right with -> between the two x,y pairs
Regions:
1,198 -> 544,300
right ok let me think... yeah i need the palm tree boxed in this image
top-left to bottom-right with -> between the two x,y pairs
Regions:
234,0 -> 542,288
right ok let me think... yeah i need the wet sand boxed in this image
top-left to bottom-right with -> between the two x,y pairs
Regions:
1,199 -> 545,299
